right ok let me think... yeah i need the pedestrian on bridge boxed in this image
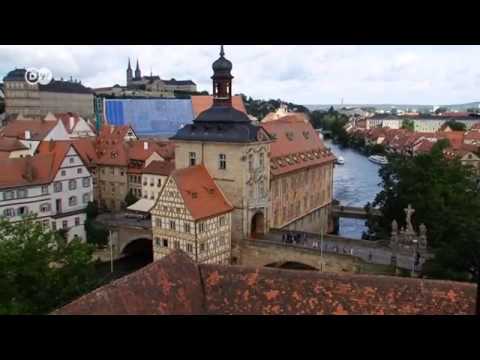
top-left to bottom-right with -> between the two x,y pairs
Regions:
368,252 -> 373,262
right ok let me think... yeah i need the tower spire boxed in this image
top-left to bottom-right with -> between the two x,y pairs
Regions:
220,45 -> 225,57
127,58 -> 132,70
135,59 -> 141,79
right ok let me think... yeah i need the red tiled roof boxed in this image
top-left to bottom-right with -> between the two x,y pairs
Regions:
464,131 -> 480,141
54,250 -> 476,315
98,124 -> 136,140
172,165 -> 233,221
0,142 -> 76,189
191,95 -> 247,117
37,139 -> 98,168
0,137 -> 28,152
414,139 -> 435,154
470,123 -> 480,131
261,115 -> 336,176
0,119 -> 57,140
437,131 -> 465,150
55,112 -> 81,134
142,160 -> 175,176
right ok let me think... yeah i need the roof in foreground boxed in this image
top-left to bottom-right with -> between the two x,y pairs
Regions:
53,250 -> 476,315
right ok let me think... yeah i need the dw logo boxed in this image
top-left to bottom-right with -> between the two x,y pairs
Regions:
25,67 -> 53,85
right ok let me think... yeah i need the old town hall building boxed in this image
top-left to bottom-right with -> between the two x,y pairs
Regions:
151,47 -> 335,264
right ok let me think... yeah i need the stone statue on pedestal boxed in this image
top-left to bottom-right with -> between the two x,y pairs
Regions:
419,223 -> 428,250
404,204 -> 415,234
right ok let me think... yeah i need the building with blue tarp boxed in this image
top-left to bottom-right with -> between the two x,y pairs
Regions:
103,98 -> 195,137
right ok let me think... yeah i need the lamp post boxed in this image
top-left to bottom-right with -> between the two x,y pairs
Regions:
109,230 -> 114,273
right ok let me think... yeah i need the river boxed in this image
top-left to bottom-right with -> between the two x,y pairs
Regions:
325,139 -> 382,239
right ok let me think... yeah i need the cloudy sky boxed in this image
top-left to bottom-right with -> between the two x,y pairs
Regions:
1,45 -> 479,105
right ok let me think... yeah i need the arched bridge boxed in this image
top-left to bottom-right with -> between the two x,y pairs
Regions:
331,205 -> 381,219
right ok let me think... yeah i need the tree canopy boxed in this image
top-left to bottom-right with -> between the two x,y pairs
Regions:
444,120 -> 466,131
0,215 -> 99,314
366,148 -> 480,283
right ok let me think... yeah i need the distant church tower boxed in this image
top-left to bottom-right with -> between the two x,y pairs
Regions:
135,59 -> 141,79
126,58 -> 133,85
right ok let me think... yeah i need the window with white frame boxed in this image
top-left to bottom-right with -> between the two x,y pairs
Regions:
54,182 -> 62,192
3,191 -> 14,200
68,179 -> 77,190
219,153 -> 226,170
75,217 -> 80,226
40,203 -> 50,213
186,243 -> 193,253
184,222 -> 191,233
77,168 -> 83,174
169,220 -> 176,230
16,189 -> 28,199
69,157 -> 75,164
41,185 -> 49,195
198,222 -> 205,233
219,216 -> 226,226
82,177 -> 90,188
69,196 -> 77,206
62,220 -> 68,229
82,193 -> 90,204
61,170 -> 66,176
3,208 -> 15,217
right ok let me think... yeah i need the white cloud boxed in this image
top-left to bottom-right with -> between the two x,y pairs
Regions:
0,45 -> 479,105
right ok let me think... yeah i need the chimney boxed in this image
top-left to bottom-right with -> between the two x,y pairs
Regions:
144,141 -> 148,150
24,130 -> 31,140
69,116 -> 75,131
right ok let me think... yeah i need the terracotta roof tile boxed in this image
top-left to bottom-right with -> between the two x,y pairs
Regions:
0,119 -> 57,140
0,137 -> 28,152
172,165 -> 233,221
54,251 -> 477,315
142,160 -> 175,176
261,115 -> 335,176
191,95 -> 246,117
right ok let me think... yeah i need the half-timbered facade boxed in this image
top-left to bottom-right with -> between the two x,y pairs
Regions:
151,165 -> 233,264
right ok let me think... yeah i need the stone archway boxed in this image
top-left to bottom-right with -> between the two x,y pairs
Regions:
251,212 -> 265,238
122,238 -> 153,257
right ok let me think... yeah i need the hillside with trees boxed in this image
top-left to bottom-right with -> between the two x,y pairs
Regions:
239,94 -> 309,120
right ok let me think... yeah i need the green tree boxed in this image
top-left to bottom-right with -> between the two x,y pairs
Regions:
435,107 -> 448,115
85,201 -> 108,248
444,120 -> 466,131
401,119 -> 414,131
124,190 -> 139,207
0,215 -> 99,314
369,147 -> 480,310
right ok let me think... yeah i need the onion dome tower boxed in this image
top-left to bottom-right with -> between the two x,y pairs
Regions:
171,46 -> 272,143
